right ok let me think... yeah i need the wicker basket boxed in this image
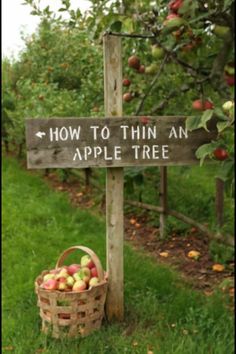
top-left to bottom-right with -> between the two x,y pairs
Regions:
35,246 -> 108,338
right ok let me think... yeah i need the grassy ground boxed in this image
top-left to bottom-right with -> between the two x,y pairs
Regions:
2,156 -> 234,354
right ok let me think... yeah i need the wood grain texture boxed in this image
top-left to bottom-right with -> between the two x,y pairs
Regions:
103,34 -> 124,321
26,116 -> 217,169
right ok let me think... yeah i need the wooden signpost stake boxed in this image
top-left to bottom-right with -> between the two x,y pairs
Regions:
25,34 -> 217,322
103,34 -> 124,321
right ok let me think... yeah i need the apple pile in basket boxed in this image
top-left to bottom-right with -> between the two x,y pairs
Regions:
40,255 -> 103,292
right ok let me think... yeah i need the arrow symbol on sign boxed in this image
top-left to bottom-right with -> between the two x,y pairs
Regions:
35,131 -> 46,139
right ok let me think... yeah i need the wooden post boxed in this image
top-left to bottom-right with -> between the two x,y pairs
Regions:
103,34 -> 124,321
215,178 -> 224,227
159,166 -> 168,239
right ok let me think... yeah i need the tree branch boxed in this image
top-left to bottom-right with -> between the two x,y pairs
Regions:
134,53 -> 169,115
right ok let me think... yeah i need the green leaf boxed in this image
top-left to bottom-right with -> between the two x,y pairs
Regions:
200,109 -> 214,131
110,20 -> 122,32
185,116 -> 202,131
223,0 -> 234,11
217,121 -> 230,133
123,18 -> 134,33
214,107 -> 228,121
195,141 -> 218,166
215,160 -> 234,182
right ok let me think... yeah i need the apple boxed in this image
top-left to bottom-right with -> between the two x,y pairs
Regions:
213,148 -> 229,161
123,92 -> 133,102
138,65 -> 145,73
78,267 -> 91,284
90,266 -> 98,278
224,65 -> 235,76
43,279 -> 58,291
58,278 -> 68,291
123,78 -> 131,87
73,272 -> 81,281
145,63 -> 159,75
80,255 -> 95,269
67,264 -> 81,276
151,45 -> 164,59
163,13 -> 185,31
225,74 -> 235,86
128,55 -> 140,70
66,276 -> 75,287
72,279 -> 87,292
213,25 -> 230,39
222,101 -> 234,112
89,277 -> 99,287
55,268 -> 69,280
192,99 -> 214,111
43,273 -> 55,282
169,0 -> 183,13
140,116 -> 150,124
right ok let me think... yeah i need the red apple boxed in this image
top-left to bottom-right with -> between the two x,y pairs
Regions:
90,267 -> 98,278
138,65 -> 145,73
140,116 -> 150,124
192,99 -> 214,111
43,279 -> 58,291
225,74 -> 235,86
128,55 -> 140,70
123,92 -> 133,102
67,264 -> 81,276
169,0 -> 183,13
213,148 -> 229,161
72,279 -> 87,292
123,78 -> 131,87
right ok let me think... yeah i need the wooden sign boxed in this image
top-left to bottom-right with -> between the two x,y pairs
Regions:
26,116 -> 216,169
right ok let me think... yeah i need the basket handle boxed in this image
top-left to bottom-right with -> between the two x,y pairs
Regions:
55,246 -> 104,281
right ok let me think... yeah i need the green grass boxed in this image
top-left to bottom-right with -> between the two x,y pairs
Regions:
2,156 -> 234,354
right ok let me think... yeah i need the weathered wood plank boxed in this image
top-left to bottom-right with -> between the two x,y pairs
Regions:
159,166 -> 168,239
26,116 -> 217,169
103,34 -> 124,321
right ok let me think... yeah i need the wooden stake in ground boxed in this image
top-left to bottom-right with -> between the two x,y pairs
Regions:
159,166 -> 168,239
103,34 -> 124,321
215,178 -> 224,227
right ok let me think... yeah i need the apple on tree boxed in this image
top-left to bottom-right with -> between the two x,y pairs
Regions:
213,148 -> 229,161
168,0 -> 183,13
122,78 -> 131,87
192,99 -> 214,111
128,55 -> 140,70
123,92 -> 133,102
